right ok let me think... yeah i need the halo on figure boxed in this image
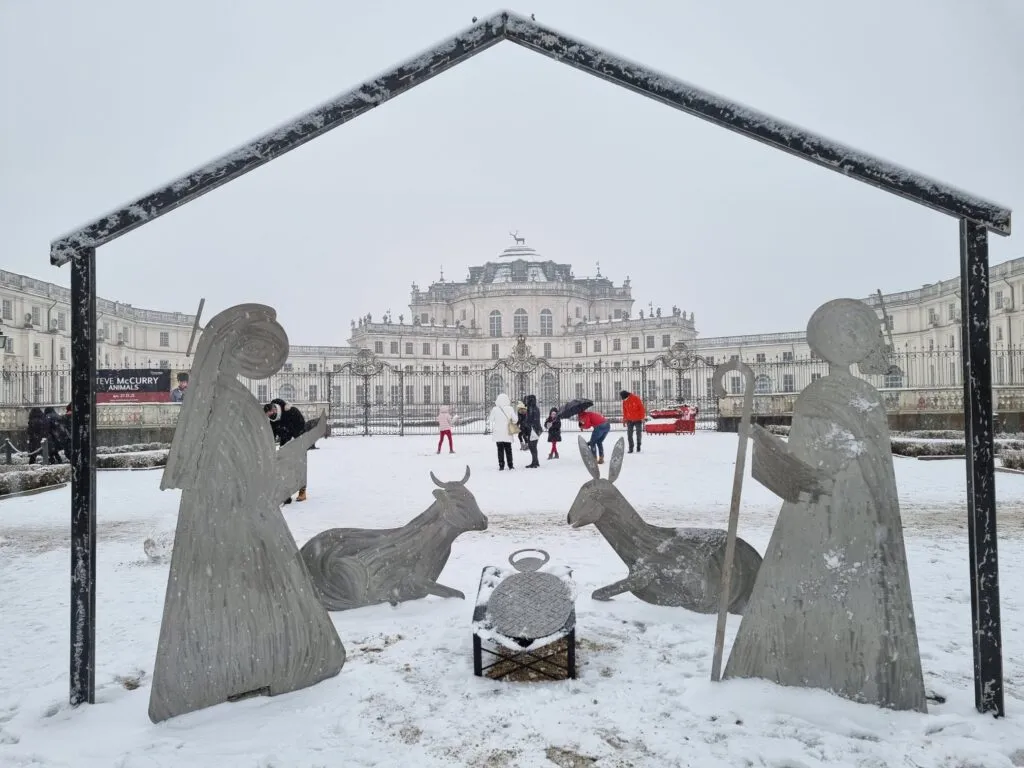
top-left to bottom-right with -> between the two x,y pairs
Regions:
806,298 -> 883,368
212,305 -> 289,379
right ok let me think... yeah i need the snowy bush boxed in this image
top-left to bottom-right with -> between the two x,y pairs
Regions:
765,424 -> 790,436
890,439 -> 965,457
97,443 -> 170,455
0,464 -> 70,496
96,450 -> 168,469
1002,451 -> 1024,471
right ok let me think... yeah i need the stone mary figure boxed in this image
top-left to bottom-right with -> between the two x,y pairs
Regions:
149,304 -> 345,724
723,298 -> 926,713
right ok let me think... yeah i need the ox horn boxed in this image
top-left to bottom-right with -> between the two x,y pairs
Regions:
430,471 -> 445,488
460,465 -> 471,485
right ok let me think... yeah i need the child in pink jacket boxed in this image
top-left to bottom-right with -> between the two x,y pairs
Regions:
437,405 -> 456,454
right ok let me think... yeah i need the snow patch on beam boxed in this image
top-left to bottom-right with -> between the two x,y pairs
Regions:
502,12 -> 1012,236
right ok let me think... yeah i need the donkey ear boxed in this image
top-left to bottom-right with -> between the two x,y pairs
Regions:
578,435 -> 600,480
608,438 -> 626,483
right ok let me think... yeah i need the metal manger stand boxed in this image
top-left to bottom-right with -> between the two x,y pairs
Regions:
471,553 -> 577,681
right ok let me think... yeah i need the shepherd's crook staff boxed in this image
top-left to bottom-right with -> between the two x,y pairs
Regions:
710,359 -> 755,682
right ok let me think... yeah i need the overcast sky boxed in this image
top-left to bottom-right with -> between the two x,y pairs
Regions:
2,0 -> 1022,345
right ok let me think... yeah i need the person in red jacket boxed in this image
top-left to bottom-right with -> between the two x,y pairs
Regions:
619,389 -> 646,454
578,408 -> 611,464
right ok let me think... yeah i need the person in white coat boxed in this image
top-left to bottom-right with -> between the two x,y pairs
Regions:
488,392 -> 518,470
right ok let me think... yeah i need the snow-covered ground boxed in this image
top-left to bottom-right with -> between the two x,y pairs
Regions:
3,431 -> 1024,767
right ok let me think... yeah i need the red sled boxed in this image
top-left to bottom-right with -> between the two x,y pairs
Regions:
644,405 -> 697,435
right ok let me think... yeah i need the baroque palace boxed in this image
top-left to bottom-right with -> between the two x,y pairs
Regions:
2,238 -> 1023,427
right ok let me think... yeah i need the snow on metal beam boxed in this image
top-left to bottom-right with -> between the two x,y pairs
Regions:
502,13 -> 1011,237
49,12 -> 510,266
51,9 -> 1011,267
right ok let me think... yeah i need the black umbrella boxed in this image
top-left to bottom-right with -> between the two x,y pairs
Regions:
557,398 -> 594,420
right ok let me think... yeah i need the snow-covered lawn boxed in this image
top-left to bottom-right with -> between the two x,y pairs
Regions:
3,431 -> 1024,767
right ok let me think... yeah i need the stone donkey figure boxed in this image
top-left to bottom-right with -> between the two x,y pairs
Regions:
300,466 -> 487,611
567,436 -> 762,613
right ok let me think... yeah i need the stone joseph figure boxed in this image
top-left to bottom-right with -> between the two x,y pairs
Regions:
149,304 -> 345,723
723,298 -> 926,713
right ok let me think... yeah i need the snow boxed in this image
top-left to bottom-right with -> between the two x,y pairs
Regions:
3,432 -> 1024,767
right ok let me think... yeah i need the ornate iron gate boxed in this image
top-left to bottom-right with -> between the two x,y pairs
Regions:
325,338 -> 722,435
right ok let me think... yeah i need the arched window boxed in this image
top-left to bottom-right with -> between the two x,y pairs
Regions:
278,383 -> 296,401
754,375 -> 772,394
486,373 -> 505,405
540,372 -> 558,406
489,310 -> 503,338
513,308 -> 529,335
540,309 -> 553,337
883,366 -> 904,389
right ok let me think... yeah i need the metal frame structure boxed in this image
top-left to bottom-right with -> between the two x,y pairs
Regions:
51,9 -> 1011,715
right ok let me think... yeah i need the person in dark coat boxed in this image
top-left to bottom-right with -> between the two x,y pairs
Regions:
25,407 -> 47,464
544,407 -> 562,460
523,394 -> 543,468
43,406 -> 69,463
264,399 -> 308,504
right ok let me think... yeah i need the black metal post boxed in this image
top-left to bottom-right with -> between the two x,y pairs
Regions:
69,247 -> 97,706
959,218 -> 1004,716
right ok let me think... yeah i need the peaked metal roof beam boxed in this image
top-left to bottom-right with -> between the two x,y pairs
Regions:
50,8 -> 1011,267
49,12 -> 510,266
502,12 -> 1011,237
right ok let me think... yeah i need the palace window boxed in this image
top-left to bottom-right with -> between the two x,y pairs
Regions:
390,341 -> 399,354
308,363 -> 318,372
405,342 -> 413,355
423,343 -> 431,355
159,331 -> 169,347
995,290 -> 1004,309
491,344 -> 500,360
646,335 -> 655,349
574,341 -> 583,354
489,310 -> 503,338
755,353 -> 766,363
442,343 -> 451,356
540,309 -> 553,336
662,334 -> 671,347
58,312 -> 67,331
947,303 -> 956,320
1,299 -> 10,320
33,342 -> 41,358
421,313 -> 429,324
461,344 -> 469,356
514,308 -> 529,335
543,342 -> 552,358
613,338 -> 621,351
374,341 -> 384,354
31,306 -> 40,326
631,337 -> 639,350
782,351 -> 794,362
782,374 -> 796,392
593,340 -> 602,353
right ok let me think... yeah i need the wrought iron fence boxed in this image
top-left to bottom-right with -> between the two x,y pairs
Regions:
7,344 -> 1024,435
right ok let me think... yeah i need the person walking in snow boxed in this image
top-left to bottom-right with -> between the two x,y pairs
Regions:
436,404 -> 456,454
522,394 -> 543,468
620,389 -> 647,453
488,392 -> 518,470
264,398 -> 308,504
544,407 -> 562,459
578,408 -> 611,464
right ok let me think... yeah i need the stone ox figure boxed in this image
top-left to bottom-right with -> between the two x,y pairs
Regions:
300,466 -> 487,611
567,436 -> 762,614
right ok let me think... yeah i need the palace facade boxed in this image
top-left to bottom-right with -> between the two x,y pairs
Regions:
2,240 -> 1022,410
